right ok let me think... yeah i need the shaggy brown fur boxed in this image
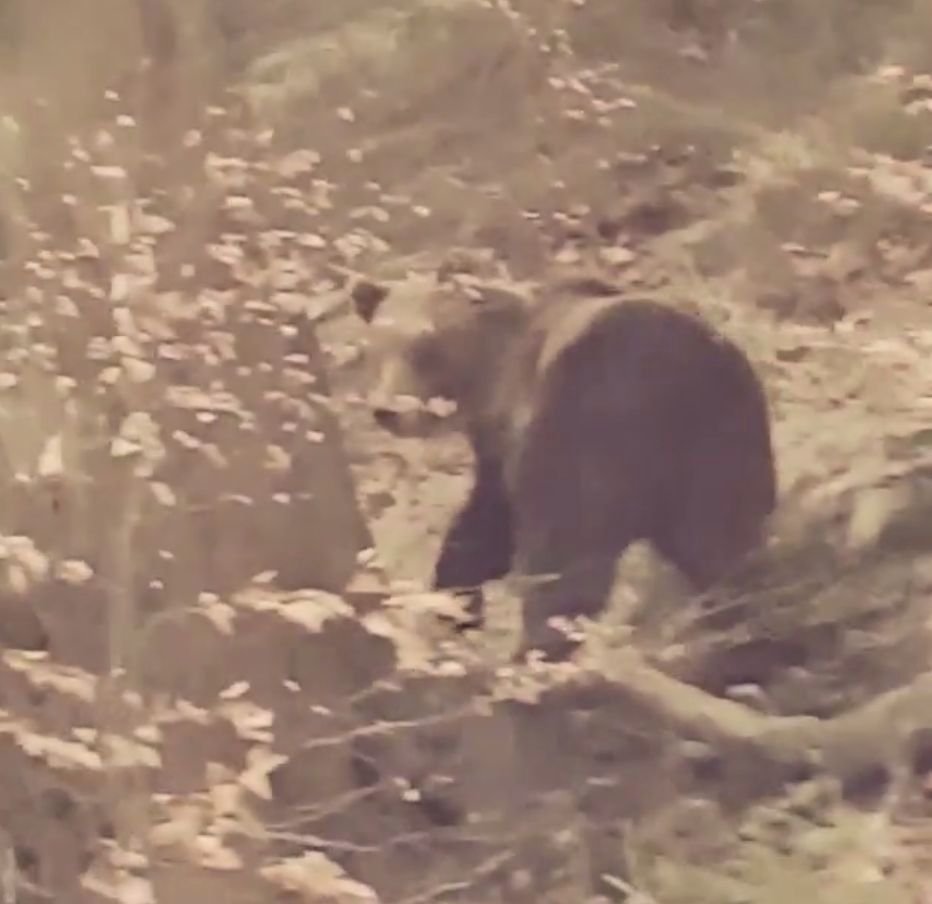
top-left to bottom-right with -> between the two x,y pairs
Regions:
356,278 -> 776,661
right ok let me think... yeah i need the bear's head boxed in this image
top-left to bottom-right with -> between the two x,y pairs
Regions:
350,273 -> 531,438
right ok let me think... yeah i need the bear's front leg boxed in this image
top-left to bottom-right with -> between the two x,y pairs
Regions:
433,459 -> 514,630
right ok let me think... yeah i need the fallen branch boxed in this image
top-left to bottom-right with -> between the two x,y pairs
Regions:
552,644 -> 932,794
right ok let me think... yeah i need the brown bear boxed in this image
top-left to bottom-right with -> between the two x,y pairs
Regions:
352,273 -> 777,661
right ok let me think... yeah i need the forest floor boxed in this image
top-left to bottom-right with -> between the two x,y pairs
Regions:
1,2 -> 932,902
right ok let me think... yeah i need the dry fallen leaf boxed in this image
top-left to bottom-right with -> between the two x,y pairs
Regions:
239,746 -> 287,800
37,433 -> 64,477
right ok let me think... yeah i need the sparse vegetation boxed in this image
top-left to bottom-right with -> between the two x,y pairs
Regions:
0,1 -> 928,902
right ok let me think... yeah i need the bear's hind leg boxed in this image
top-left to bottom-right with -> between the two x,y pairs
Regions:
509,416 -> 633,661
652,427 -> 774,594
513,547 -> 618,662
433,460 -> 514,629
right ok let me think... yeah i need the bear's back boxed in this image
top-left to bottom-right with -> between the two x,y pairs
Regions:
539,297 -> 768,426
516,296 -> 775,586
487,294 -> 770,457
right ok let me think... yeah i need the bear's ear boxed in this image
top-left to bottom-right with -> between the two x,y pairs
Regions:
436,248 -> 495,284
350,279 -> 389,322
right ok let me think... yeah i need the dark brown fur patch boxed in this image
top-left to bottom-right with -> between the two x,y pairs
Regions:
361,281 -> 777,661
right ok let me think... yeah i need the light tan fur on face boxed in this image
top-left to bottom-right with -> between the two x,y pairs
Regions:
359,274 -> 620,443
359,274 -> 454,431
